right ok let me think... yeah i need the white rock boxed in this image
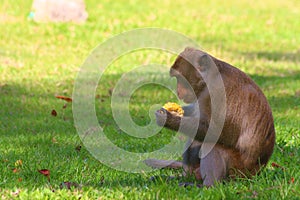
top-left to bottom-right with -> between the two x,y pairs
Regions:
31,0 -> 88,23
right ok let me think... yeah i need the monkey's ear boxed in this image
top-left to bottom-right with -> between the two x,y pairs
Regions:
184,47 -> 196,52
198,54 -> 213,72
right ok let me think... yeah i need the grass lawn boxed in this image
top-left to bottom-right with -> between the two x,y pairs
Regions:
1,0 -> 300,199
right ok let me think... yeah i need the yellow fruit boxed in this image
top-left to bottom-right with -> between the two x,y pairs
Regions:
163,102 -> 184,117
15,160 -> 23,167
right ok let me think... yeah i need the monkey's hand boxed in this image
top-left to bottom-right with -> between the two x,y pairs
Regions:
155,108 -> 169,127
155,108 -> 181,129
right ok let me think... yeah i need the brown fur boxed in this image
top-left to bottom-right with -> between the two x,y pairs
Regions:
146,47 -> 275,187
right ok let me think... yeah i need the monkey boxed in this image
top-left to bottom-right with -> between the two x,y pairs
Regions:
145,47 -> 275,187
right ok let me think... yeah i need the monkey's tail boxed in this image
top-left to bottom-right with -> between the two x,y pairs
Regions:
144,159 -> 183,169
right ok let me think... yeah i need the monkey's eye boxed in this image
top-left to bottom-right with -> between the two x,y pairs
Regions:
176,76 -> 187,83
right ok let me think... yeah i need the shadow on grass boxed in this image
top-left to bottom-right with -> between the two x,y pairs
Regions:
249,73 -> 300,126
0,68 -> 299,190
240,50 -> 300,62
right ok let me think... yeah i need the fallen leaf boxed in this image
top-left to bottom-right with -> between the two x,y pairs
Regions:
55,95 -> 72,102
14,160 -> 22,167
289,177 -> 295,184
18,178 -> 22,182
271,162 -> 285,170
52,137 -> 58,143
51,109 -> 57,117
38,169 -> 50,176
38,169 -> 50,182
12,168 -> 19,173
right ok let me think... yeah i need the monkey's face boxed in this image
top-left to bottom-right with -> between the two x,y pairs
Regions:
176,76 -> 198,103
170,58 -> 201,104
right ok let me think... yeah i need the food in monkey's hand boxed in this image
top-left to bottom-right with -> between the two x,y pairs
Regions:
162,102 -> 184,117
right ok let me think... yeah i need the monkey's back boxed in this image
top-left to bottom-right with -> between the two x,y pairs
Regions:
213,57 -> 275,168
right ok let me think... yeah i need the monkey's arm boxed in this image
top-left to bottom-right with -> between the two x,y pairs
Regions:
155,109 -> 208,140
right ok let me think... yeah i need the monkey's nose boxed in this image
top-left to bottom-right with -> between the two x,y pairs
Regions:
177,93 -> 183,100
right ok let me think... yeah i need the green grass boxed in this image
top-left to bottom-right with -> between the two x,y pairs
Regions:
1,0 -> 300,199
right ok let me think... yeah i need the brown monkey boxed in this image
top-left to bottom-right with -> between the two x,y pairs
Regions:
146,47 -> 275,187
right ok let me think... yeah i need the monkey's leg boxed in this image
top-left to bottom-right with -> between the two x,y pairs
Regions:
182,140 -> 202,179
200,144 -> 246,186
199,143 -> 262,187
144,159 -> 183,169
200,146 -> 228,187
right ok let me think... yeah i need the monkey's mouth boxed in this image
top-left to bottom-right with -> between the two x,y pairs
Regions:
182,96 -> 197,104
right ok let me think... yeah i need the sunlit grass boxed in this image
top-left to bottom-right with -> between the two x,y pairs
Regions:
0,0 -> 299,199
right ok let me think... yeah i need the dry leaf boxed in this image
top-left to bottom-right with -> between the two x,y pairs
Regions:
52,138 -> 58,144
55,95 -> 72,102
289,177 -> 295,184
271,162 -> 285,170
38,169 -> 50,176
38,169 -> 50,182
15,160 -> 22,167
18,178 -> 22,182
12,168 -> 19,173
51,109 -> 57,117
